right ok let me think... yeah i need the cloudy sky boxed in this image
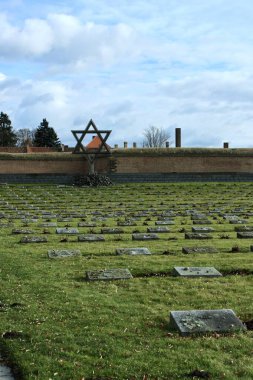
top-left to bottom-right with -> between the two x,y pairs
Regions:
0,0 -> 253,147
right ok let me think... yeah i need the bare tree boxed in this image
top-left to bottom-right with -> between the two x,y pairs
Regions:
16,128 -> 36,147
143,126 -> 170,148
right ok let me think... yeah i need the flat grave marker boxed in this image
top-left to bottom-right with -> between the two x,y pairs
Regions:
172,266 -> 222,277
101,228 -> 123,234
48,249 -> 81,259
169,309 -> 246,336
117,221 -> 137,226
12,229 -> 34,234
78,222 -> 96,227
78,234 -> 105,242
182,246 -> 218,254
147,227 -> 169,233
40,222 -> 57,227
185,233 -> 213,239
56,228 -> 79,234
192,220 -> 212,225
132,233 -> 159,241
235,226 -> 253,232
237,232 -> 253,239
86,268 -> 133,281
155,220 -> 175,225
192,227 -> 214,233
20,236 -> 48,243
116,247 -> 151,255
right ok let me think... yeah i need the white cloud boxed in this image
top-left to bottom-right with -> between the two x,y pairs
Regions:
1,1 -> 253,148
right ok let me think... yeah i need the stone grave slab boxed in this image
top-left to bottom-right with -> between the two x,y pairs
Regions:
229,219 -> 247,224
39,222 -> 57,227
192,227 -> 214,233
78,222 -> 96,227
42,214 -> 56,219
182,246 -> 218,254
27,217 -> 38,222
132,233 -> 159,241
116,247 -> 151,255
101,228 -> 123,234
57,217 -> 73,222
235,226 -> 253,232
155,221 -> 175,225
185,233 -> 213,239
191,214 -> 206,220
0,223 -> 13,228
86,268 -> 133,281
78,234 -> 105,242
223,215 -> 238,221
172,267 -> 222,277
20,236 -> 48,243
147,226 -> 169,233
237,232 -> 253,239
56,228 -> 79,234
12,229 -> 34,234
169,309 -> 246,336
117,221 -> 137,226
91,217 -> 108,222
157,216 -> 174,221
192,220 -> 212,225
48,249 -> 81,259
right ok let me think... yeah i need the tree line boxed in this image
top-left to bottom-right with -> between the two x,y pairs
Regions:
0,112 -> 61,148
0,111 -> 171,149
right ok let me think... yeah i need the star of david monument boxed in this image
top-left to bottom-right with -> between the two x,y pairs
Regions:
71,119 -> 112,175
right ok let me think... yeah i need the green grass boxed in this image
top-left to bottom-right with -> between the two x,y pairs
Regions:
0,182 -> 252,379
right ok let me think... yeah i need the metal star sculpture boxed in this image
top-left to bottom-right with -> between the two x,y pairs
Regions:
72,119 -> 111,155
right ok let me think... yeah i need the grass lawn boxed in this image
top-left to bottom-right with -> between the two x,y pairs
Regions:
0,182 -> 252,380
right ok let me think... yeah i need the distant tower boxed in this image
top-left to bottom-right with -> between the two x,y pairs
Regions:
175,128 -> 181,147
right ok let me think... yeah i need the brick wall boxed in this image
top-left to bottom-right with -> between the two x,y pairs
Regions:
0,156 -> 109,174
114,155 -> 253,173
0,150 -> 253,176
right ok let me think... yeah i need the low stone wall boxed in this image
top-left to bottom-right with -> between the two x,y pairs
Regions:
0,149 -> 253,183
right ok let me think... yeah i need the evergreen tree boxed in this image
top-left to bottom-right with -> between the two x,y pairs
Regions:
33,118 -> 61,148
0,112 -> 17,146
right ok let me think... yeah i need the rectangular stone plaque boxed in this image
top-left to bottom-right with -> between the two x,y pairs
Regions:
237,232 -> 253,238
147,227 -> 169,233
78,234 -> 105,242
169,309 -> 246,336
48,249 -> 81,259
39,222 -> 57,227
192,227 -> 214,233
56,228 -> 79,234
172,267 -> 222,277
155,221 -> 175,225
86,268 -> 133,281
57,217 -> 73,222
192,220 -> 212,225
185,233 -> 213,239
20,236 -> 48,243
116,247 -> 151,255
117,221 -> 137,226
132,233 -> 159,241
182,246 -> 218,254
78,222 -> 96,227
12,229 -> 34,234
101,228 -> 123,234
235,226 -> 253,232
230,220 -> 247,224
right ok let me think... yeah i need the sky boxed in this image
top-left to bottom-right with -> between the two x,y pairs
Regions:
0,0 -> 253,148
